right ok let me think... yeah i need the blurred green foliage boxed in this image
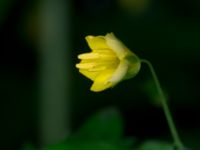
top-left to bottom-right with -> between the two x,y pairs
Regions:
43,108 -> 134,150
21,143 -> 36,150
72,107 -> 123,140
21,108 -> 174,150
137,140 -> 173,150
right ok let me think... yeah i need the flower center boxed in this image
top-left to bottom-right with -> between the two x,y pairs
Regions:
76,49 -> 120,72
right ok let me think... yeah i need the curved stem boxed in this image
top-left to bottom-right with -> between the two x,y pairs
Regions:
141,59 -> 184,150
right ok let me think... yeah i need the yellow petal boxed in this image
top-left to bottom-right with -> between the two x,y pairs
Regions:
108,60 -> 129,83
79,69 -> 100,81
85,35 -> 110,50
78,53 -> 99,59
90,69 -> 116,92
105,33 -> 128,59
89,66 -> 106,72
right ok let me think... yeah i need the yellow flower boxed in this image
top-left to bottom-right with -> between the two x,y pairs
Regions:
76,33 -> 141,92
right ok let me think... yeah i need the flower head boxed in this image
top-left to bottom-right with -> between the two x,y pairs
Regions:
76,33 -> 141,92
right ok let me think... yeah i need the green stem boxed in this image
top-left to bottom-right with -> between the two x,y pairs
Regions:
141,59 -> 184,150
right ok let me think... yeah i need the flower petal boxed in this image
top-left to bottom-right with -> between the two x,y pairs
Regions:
108,60 -> 129,83
105,33 -> 128,59
79,69 -> 100,81
85,35 -> 110,50
90,69 -> 115,92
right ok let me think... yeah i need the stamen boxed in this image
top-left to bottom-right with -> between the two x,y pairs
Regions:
76,63 -> 95,69
78,53 -> 99,59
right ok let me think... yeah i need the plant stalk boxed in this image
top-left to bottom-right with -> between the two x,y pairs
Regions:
141,59 -> 184,150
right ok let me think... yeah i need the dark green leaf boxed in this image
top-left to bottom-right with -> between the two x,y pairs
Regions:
43,140 -> 127,150
20,143 -> 35,150
73,107 -> 123,141
137,140 -> 173,150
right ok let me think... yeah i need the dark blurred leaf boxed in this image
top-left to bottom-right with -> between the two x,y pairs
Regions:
137,140 -> 173,150
119,137 -> 137,148
20,143 -> 35,150
43,142 -> 69,150
73,107 -> 124,141
43,108 -> 136,150
43,140 -> 127,150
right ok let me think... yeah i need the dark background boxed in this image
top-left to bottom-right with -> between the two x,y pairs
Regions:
0,0 -> 200,149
